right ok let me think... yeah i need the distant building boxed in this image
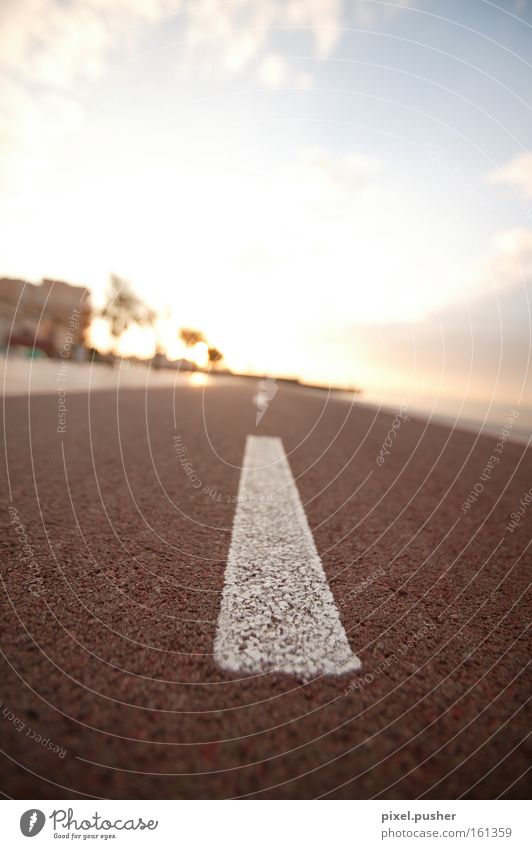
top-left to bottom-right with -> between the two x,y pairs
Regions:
0,277 -> 91,356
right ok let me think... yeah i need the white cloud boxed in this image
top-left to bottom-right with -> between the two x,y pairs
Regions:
353,0 -> 412,27
0,0 -> 178,88
257,54 -> 289,87
459,227 -> 532,315
299,147 -> 381,190
0,78 -> 84,194
256,53 -> 312,88
179,0 -> 343,79
0,0 -> 344,195
0,0 -> 338,168
0,0 -> 417,96
491,228 -> 532,284
489,152 -> 532,200
0,0 -> 179,187
285,0 -> 343,57
181,0 -> 272,77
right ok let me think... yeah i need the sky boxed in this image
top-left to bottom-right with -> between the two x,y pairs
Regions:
1,0 -> 531,427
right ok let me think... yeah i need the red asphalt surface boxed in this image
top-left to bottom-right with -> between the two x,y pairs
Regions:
1,379 -> 530,799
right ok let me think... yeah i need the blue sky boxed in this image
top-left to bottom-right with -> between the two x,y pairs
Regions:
1,0 -> 531,424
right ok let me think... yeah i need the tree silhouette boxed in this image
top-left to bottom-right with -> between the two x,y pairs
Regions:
101,275 -> 156,346
207,347 -> 223,367
179,328 -> 206,348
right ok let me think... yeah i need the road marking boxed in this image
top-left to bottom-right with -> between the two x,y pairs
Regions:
214,435 -> 361,679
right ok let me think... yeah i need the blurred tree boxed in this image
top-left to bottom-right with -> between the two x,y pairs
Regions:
101,275 -> 156,346
207,347 -> 223,367
179,328 -> 206,348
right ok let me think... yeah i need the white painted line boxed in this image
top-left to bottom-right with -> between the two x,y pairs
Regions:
214,435 -> 362,679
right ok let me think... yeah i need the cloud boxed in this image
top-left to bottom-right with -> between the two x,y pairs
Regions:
0,0 -> 415,147
0,0 -> 417,96
489,152 -> 532,200
0,0 -> 340,177
0,0 -> 347,196
491,228 -> 532,285
308,224 -> 532,403
285,0 -> 343,57
181,0 -> 272,77
1,1 -> 344,88
0,0 -> 179,188
0,0 -> 177,88
179,0 -> 343,79
257,54 -> 289,87
452,227 -> 532,317
352,0 -> 413,27
256,53 -> 312,88
296,147 -> 382,204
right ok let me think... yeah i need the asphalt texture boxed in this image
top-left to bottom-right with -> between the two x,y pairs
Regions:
1,379 -> 530,799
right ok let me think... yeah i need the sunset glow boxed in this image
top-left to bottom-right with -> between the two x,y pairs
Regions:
1,0 -> 531,417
